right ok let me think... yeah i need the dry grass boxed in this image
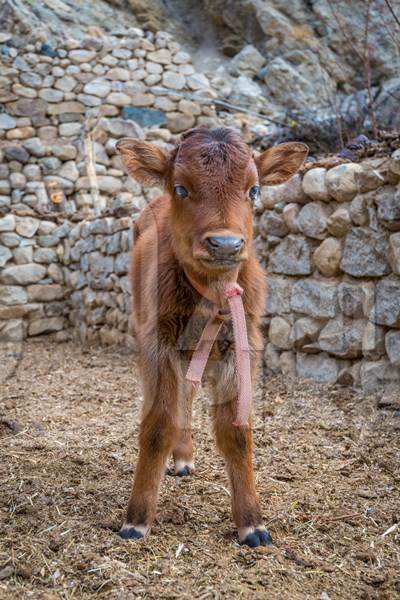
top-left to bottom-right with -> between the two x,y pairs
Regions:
0,340 -> 399,599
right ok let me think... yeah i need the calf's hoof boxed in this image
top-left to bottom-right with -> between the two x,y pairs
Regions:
165,462 -> 194,477
166,465 -> 192,477
118,526 -> 144,540
240,527 -> 273,548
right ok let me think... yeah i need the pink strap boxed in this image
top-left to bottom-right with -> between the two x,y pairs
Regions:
185,282 -> 252,428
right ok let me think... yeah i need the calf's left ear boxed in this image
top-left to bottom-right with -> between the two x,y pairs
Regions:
255,142 -> 309,185
116,138 -> 168,186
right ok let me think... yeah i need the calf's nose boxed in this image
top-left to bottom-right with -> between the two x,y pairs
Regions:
206,235 -> 244,259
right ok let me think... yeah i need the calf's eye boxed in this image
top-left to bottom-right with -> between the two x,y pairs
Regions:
248,185 -> 260,202
174,185 -> 188,199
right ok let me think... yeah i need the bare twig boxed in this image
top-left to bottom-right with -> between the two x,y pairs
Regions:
363,0 -> 379,139
384,0 -> 400,29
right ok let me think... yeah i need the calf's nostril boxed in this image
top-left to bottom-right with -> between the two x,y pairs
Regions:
206,236 -> 244,257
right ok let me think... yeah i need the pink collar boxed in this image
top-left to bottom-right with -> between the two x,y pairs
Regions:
184,268 -> 252,427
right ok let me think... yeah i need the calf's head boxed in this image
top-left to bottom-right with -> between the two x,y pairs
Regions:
117,127 -> 308,279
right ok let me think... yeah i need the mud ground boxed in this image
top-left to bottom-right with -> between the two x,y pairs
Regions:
0,340 -> 399,599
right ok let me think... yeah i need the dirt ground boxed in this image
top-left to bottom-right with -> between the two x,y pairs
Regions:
0,340 -> 399,600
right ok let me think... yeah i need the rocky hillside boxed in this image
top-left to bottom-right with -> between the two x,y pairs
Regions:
2,0 -> 400,150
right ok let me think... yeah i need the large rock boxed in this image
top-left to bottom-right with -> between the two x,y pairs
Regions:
28,317 -> 64,336
15,217 -> 39,238
389,233 -> 400,275
0,285 -> 28,305
0,319 -> 26,342
297,202 -> 328,239
318,317 -> 365,358
341,227 -> 390,277
290,317 -> 323,350
362,322 -> 386,359
269,235 -> 311,275
338,282 -> 374,318
297,352 -> 338,383
0,214 -> 15,232
265,276 -> 293,315
0,246 -> 12,268
269,316 -> 292,350
385,331 -> 400,367
0,264 -> 47,285
291,279 -> 338,318
369,279 -> 400,327
376,186 -> 400,231
262,51 -> 335,111
326,207 -> 351,237
27,284 -> 63,302
102,118 -> 145,139
326,163 -> 363,201
228,45 -> 265,77
302,168 -> 329,202
361,359 -> 400,394
313,237 -> 342,277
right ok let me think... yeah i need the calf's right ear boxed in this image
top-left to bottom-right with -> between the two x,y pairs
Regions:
116,138 -> 168,186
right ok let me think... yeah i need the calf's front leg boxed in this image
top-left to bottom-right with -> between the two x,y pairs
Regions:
119,355 -> 181,540
212,402 -> 272,547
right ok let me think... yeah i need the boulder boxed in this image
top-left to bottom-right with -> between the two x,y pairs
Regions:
290,317 -> 323,350
0,285 -> 28,305
341,227 -> 390,277
265,276 -> 293,315
0,214 -> 16,233
269,235 -> 312,275
318,317 -> 365,358
0,246 -> 12,268
338,282 -> 374,318
385,331 -> 400,367
326,207 -> 351,237
362,322 -> 386,359
369,279 -> 400,327
269,316 -> 292,350
291,279 -> 338,318
361,359 -> 400,394
0,264 -> 47,285
376,186 -> 400,231
313,237 -> 342,276
0,319 -> 26,342
302,168 -> 329,202
28,317 -> 64,336
228,45 -> 265,77
297,352 -> 338,383
389,233 -> 400,275
15,217 -> 39,238
297,202 -> 328,239
326,163 -> 363,201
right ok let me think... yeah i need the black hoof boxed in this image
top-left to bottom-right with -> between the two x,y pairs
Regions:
165,465 -> 192,477
241,528 -> 273,548
118,527 -> 144,540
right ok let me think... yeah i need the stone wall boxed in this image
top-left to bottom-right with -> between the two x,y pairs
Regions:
0,212 -> 70,342
256,153 -> 400,393
0,26 -> 218,216
65,216 -> 135,348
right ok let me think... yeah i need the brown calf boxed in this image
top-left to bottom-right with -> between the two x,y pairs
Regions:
116,127 -> 308,547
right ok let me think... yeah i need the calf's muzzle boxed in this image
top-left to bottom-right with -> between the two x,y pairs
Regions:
205,235 -> 244,260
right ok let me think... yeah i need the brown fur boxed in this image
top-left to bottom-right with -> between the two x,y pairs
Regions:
117,127 -> 308,543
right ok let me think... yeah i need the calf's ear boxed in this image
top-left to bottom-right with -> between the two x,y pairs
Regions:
116,138 -> 168,186
255,142 -> 309,185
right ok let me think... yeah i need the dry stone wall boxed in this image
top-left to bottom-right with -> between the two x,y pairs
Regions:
1,24 -> 400,393
256,153 -> 400,394
0,26 -> 218,216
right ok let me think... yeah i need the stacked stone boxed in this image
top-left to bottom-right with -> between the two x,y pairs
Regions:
0,27 -> 217,215
0,214 -> 69,341
257,151 -> 400,392
64,216 -> 135,348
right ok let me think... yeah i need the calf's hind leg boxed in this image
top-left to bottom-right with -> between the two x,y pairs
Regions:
166,391 -> 195,477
